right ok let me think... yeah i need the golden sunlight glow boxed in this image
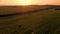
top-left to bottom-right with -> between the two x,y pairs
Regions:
19,0 -> 32,6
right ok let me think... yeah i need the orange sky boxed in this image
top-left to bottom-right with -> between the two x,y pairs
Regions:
0,0 -> 60,5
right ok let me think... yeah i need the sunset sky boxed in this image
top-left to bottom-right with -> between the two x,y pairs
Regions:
0,0 -> 60,5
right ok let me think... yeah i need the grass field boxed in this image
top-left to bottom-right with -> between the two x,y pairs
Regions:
0,5 -> 60,34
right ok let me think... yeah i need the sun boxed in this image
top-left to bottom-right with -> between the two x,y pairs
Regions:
19,0 -> 32,6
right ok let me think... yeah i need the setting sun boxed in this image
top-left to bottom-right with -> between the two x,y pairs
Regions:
19,0 -> 32,6
0,0 -> 60,5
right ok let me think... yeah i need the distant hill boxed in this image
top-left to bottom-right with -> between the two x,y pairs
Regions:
0,5 -> 60,17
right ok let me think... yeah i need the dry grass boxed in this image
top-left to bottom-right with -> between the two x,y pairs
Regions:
0,5 -> 60,34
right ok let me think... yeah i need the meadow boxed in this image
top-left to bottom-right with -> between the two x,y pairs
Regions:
0,5 -> 60,34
